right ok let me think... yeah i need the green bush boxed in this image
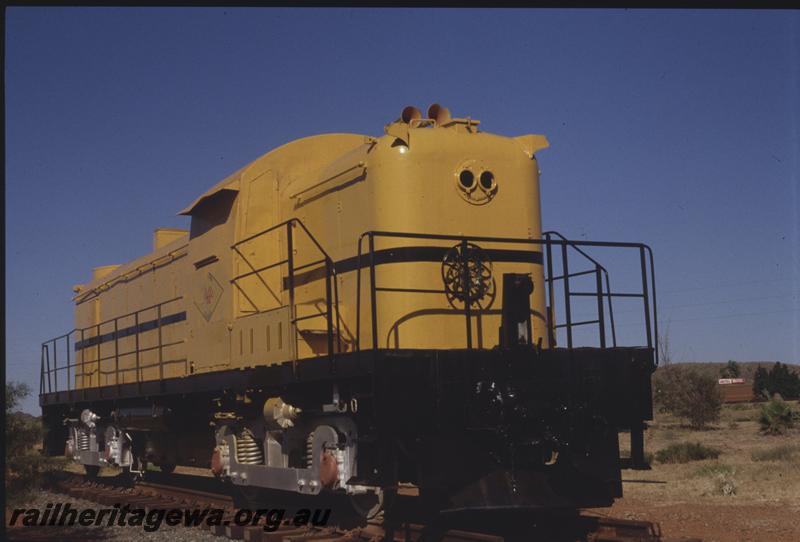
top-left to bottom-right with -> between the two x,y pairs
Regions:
751,444 -> 799,462
653,366 -> 722,428
720,360 -> 741,379
753,363 -> 800,400
757,394 -> 795,435
5,382 -> 66,506
654,441 -> 721,464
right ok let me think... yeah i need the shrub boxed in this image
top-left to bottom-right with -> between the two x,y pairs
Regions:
653,366 -> 722,428
751,444 -> 799,462
753,367 -> 769,399
712,471 -> 737,496
5,382 -> 65,506
694,462 -> 737,496
753,363 -> 800,400
655,441 -> 721,464
720,360 -> 741,379
758,394 -> 795,435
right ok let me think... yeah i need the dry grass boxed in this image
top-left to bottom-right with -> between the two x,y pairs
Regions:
654,442 -> 721,464
620,400 -> 800,505
751,444 -> 800,462
693,462 -> 734,477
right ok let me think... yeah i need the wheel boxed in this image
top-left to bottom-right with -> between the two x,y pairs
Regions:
159,462 -> 176,474
348,490 -> 383,519
84,465 -> 100,479
321,489 -> 384,530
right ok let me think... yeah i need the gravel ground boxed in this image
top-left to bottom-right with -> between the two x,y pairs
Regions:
6,489 -> 227,542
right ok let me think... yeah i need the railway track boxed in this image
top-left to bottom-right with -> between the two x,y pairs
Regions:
44,472 -> 698,542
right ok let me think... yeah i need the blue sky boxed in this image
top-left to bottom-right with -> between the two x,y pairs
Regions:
6,8 -> 798,413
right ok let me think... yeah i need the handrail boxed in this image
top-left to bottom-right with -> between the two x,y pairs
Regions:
232,218 -> 333,262
229,218 -> 341,367
42,219 -> 345,398
40,296 -> 186,395
74,247 -> 188,303
544,231 -> 618,349
354,230 -> 657,361
65,296 -> 183,337
542,230 -> 609,272
289,162 -> 365,200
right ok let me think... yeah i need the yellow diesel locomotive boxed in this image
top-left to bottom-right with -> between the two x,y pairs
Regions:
40,104 -> 658,516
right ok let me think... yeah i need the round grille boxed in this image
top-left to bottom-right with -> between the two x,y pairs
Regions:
441,242 -> 494,308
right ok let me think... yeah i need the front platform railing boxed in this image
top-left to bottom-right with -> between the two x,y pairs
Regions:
355,230 -> 657,362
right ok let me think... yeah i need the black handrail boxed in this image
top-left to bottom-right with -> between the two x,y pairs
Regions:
354,230 -> 657,362
230,218 -> 342,365
544,231 -> 618,345
39,296 -> 186,395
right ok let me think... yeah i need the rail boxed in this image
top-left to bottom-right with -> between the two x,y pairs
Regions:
40,297 -> 187,396
355,230 -> 658,362
48,472 -> 673,541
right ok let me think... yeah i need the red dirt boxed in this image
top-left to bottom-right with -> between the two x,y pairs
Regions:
597,498 -> 800,542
